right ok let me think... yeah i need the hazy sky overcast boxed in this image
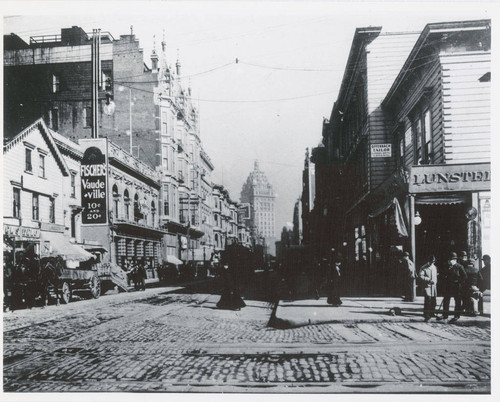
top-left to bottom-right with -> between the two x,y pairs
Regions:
2,1 -> 495,237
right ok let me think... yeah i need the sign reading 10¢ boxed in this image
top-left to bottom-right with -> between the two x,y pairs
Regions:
81,147 -> 107,224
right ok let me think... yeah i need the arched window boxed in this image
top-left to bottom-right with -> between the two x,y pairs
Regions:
124,190 -> 130,220
112,184 -> 120,220
151,201 -> 156,226
134,194 -> 140,222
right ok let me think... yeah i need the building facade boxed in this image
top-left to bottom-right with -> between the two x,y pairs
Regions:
381,19 -> 491,272
310,20 -> 490,295
3,119 -> 92,266
79,138 -> 165,279
4,26 -> 224,264
240,161 -> 277,255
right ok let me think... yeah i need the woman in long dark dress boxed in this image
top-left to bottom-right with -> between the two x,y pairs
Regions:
326,257 -> 342,306
216,246 -> 246,310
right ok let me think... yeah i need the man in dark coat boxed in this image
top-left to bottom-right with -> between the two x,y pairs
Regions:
400,251 -> 416,302
439,252 -> 467,322
479,254 -> 490,315
326,255 -> 342,306
418,255 -> 438,321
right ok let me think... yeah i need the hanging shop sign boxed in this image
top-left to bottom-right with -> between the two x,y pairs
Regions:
409,163 -> 491,193
370,144 -> 392,158
81,146 -> 108,224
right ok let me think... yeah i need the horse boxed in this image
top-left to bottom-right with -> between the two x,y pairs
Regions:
39,257 -> 64,306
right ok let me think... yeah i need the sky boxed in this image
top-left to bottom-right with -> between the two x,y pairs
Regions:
2,1 -> 496,239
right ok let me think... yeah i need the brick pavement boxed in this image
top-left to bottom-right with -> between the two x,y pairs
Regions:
3,290 -> 491,393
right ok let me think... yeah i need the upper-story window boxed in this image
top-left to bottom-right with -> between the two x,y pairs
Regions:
102,70 -> 112,91
412,108 -> 432,165
50,108 -> 59,131
39,154 -> 46,178
83,107 -> 92,128
13,188 -> 21,218
151,201 -> 156,226
71,172 -> 76,198
25,148 -> 33,172
124,189 -> 130,220
32,193 -> 39,221
49,198 -> 55,223
112,184 -> 120,220
52,74 -> 60,93
163,185 -> 170,216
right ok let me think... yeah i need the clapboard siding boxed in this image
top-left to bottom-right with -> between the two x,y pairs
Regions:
365,32 -> 420,189
441,51 -> 490,164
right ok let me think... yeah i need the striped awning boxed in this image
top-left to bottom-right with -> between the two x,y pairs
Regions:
415,194 -> 468,205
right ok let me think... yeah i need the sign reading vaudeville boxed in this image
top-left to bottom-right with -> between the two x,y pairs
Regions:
81,146 -> 107,224
409,163 -> 491,193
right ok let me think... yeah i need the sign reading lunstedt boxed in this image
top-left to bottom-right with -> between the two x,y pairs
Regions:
409,163 -> 491,193
81,146 -> 107,224
371,144 -> 392,158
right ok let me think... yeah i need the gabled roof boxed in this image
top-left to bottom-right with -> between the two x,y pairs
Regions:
3,118 -> 70,176
335,26 -> 382,111
383,19 -> 491,108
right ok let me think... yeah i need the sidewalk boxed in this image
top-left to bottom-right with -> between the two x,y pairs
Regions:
271,295 -> 491,328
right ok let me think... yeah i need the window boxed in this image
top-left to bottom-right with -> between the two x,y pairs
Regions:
49,108 -> 59,131
49,198 -> 55,223
124,190 -> 130,220
84,107 -> 92,128
13,188 -> 21,218
163,185 -> 170,216
151,201 -> 156,226
102,70 -> 112,91
162,112 -> 168,135
52,74 -> 60,93
32,193 -> 39,221
162,145 -> 168,170
412,108 -> 432,165
25,148 -> 32,172
112,185 -> 119,219
71,172 -> 76,197
39,154 -> 46,178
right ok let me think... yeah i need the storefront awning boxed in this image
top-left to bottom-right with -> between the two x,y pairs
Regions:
40,231 -> 95,262
415,194 -> 468,205
165,255 -> 183,265
368,197 -> 408,238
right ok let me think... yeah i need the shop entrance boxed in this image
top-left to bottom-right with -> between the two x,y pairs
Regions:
414,203 -> 468,270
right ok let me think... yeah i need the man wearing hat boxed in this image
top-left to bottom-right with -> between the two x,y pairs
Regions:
400,251 -> 416,302
439,252 -> 467,322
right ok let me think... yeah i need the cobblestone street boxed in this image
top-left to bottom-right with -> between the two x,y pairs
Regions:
3,282 -> 490,393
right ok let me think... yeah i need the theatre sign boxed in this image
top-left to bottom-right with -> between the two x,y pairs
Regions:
409,163 -> 491,193
81,146 -> 108,224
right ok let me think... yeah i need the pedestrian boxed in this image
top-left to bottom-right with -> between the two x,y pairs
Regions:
438,252 -> 467,323
400,251 -> 416,302
326,255 -> 342,307
136,262 -> 147,291
216,248 -> 246,311
479,254 -> 490,315
463,257 -> 481,316
418,255 -> 438,322
310,256 -> 323,300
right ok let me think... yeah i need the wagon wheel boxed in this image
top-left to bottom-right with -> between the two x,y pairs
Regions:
61,281 -> 72,304
90,275 -> 101,299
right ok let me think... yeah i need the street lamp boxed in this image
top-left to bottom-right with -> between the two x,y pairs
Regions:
414,211 -> 422,226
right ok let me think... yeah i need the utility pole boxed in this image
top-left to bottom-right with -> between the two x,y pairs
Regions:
91,29 -> 101,139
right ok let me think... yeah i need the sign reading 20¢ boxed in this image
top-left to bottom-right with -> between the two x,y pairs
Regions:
81,147 -> 107,224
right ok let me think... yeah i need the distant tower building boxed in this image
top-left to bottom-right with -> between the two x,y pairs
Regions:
240,161 -> 277,254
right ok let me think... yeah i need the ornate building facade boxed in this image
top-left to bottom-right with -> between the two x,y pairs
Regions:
240,161 -> 277,254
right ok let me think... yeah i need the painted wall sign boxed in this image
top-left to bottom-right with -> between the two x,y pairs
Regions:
371,144 -> 392,158
81,146 -> 107,224
409,163 -> 491,193
3,224 -> 40,239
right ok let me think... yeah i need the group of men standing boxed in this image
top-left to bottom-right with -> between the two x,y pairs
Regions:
400,251 -> 491,322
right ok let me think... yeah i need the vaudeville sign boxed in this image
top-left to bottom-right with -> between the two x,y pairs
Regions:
81,147 -> 107,224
